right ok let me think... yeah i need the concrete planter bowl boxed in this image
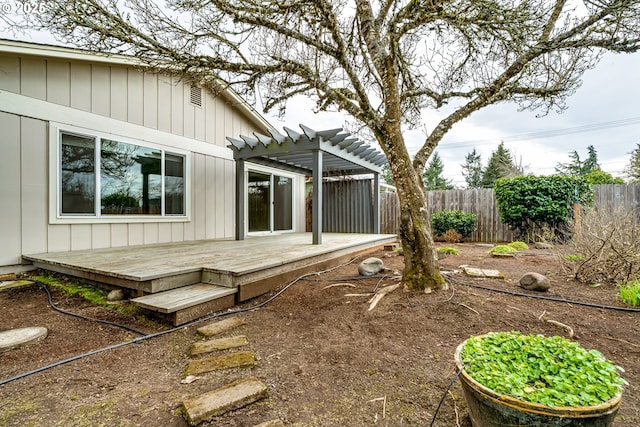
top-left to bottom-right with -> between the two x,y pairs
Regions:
454,340 -> 622,427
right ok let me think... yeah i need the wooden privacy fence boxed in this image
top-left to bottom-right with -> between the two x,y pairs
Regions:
379,184 -> 640,243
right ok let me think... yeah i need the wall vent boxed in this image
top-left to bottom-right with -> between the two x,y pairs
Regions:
190,85 -> 202,107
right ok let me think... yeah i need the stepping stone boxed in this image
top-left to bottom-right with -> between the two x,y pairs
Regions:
182,377 -> 268,426
190,335 -> 249,356
197,316 -> 246,337
0,326 -> 47,352
0,280 -> 35,292
462,266 -> 504,279
186,351 -> 255,375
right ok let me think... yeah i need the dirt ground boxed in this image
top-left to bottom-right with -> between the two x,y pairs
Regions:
1,243 -> 639,427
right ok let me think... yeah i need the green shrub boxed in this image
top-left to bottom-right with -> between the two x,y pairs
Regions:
437,246 -> 459,255
619,280 -> 640,307
431,210 -> 477,239
563,254 -> 585,262
494,175 -> 593,239
508,241 -> 529,250
460,331 -> 626,407
488,245 -> 517,256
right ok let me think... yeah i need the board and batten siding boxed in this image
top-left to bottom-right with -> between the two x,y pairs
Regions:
0,49 -> 263,265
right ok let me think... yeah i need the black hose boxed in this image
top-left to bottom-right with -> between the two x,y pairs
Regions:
444,274 -> 640,313
0,255 -> 363,386
429,366 -> 464,427
38,282 -> 147,335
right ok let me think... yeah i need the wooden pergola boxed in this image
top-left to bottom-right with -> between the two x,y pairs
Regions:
227,124 -> 387,244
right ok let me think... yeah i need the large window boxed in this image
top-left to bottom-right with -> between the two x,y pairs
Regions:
59,131 -> 186,217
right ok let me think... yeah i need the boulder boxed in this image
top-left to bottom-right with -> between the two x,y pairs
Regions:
107,289 -> 125,302
358,257 -> 384,276
534,242 -> 553,250
519,272 -> 550,292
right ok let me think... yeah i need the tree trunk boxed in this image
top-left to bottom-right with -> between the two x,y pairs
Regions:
382,129 -> 446,293
396,172 -> 446,293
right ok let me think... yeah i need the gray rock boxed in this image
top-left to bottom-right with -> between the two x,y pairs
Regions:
358,257 -> 384,276
534,242 -> 553,250
519,272 -> 550,292
107,289 -> 125,302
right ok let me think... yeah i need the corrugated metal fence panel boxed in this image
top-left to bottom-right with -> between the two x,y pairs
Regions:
322,180 -> 373,233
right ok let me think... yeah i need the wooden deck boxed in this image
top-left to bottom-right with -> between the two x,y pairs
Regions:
23,233 -> 396,316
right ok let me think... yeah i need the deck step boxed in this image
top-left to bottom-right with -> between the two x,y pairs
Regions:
132,283 -> 237,326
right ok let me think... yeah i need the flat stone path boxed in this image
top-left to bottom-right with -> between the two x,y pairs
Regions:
190,335 -> 249,356
182,377 -> 268,426
0,326 -> 48,352
182,316 -> 283,426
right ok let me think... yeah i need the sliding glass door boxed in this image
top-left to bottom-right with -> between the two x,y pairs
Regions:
248,171 -> 293,233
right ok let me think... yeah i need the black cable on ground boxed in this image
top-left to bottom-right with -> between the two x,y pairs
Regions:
444,274 -> 640,313
300,274 -> 398,282
0,255 -> 364,387
429,366 -> 464,427
37,282 -> 147,336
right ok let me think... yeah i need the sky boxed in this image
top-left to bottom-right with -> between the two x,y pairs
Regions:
265,52 -> 640,187
3,17 -> 640,188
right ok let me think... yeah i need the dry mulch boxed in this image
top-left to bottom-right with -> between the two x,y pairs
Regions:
1,243 -> 639,426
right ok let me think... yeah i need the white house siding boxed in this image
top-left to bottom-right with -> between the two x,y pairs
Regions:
0,45 -> 279,266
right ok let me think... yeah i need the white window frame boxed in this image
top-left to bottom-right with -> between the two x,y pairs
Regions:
50,123 -> 191,224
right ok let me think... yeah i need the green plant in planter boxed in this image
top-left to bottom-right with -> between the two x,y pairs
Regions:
460,331 -> 626,408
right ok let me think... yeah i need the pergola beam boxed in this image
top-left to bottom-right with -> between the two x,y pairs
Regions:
227,124 -> 387,244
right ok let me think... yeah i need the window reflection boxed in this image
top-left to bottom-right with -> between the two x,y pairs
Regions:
59,132 -> 185,217
165,154 -> 185,215
61,134 -> 95,214
100,140 -> 161,215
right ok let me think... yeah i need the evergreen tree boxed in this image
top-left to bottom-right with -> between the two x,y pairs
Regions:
625,143 -> 640,183
461,148 -> 483,188
423,152 -> 455,190
585,169 -> 625,184
480,142 -> 521,188
555,145 -> 600,176
380,163 -> 395,186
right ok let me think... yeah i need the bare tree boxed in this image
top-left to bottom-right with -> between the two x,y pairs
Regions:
12,0 -> 640,292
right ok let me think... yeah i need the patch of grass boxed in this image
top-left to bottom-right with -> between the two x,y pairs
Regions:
32,274 -> 138,316
488,245 -> 517,256
563,254 -> 586,262
508,241 -> 529,250
437,246 -> 460,255
55,400 -> 122,427
36,275 -> 108,306
0,399 -> 42,426
619,280 -> 640,307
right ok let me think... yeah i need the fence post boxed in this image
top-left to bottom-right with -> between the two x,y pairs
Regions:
573,202 -> 582,243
